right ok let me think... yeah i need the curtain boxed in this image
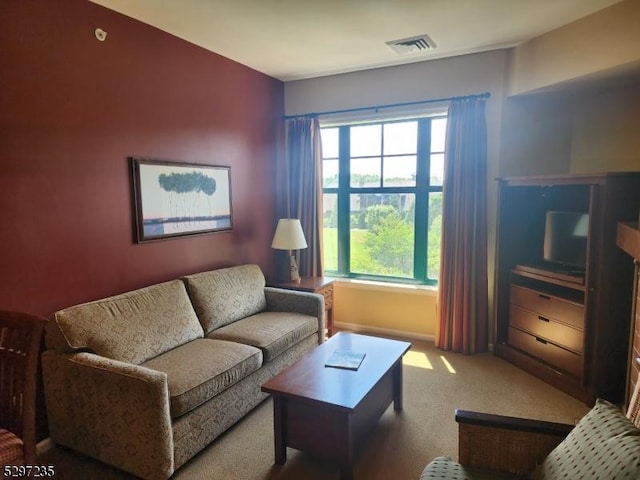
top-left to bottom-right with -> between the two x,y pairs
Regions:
277,116 -> 324,277
435,99 -> 489,354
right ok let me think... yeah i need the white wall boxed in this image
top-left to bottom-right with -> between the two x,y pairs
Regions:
498,81 -> 640,178
508,0 -> 640,95
499,93 -> 574,177
570,83 -> 640,172
284,49 -> 510,339
282,7 -> 640,338
285,50 -> 508,115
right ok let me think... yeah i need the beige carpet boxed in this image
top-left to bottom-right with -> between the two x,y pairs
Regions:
40,337 -> 589,479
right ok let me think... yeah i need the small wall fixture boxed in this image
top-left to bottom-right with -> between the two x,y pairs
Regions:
386,33 -> 436,55
95,28 -> 107,42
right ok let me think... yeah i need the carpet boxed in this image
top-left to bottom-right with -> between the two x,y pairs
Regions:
39,338 -> 589,479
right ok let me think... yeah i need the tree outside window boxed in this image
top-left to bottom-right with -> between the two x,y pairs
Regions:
321,116 -> 446,285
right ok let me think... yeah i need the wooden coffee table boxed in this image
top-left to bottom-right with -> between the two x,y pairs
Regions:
261,332 -> 411,480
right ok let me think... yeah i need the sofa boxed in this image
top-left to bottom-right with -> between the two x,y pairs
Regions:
42,264 -> 324,480
420,392 -> 640,479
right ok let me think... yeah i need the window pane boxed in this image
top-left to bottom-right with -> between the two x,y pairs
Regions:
321,127 -> 339,158
322,193 -> 338,271
383,121 -> 417,155
430,153 -> 444,186
427,192 -> 443,280
323,159 -> 339,188
349,193 -> 415,278
383,155 -> 416,187
431,117 -> 447,152
351,124 -> 381,157
350,157 -> 381,187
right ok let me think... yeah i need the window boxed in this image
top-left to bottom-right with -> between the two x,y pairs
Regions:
321,116 -> 446,285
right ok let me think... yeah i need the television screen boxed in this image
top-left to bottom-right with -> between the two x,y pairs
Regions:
543,211 -> 589,269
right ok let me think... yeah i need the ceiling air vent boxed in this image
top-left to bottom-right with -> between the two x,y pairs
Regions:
386,34 -> 436,55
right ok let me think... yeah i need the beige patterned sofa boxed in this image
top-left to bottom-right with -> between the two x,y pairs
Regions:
42,264 -> 324,480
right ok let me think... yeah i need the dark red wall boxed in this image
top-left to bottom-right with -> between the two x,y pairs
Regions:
0,1 -> 284,317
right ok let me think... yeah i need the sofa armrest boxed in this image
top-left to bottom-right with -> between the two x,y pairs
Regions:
42,351 -> 174,480
264,287 -> 325,342
455,409 -> 573,476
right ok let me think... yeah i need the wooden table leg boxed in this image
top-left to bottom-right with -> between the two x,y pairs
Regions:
340,419 -> 355,480
272,396 -> 287,464
392,359 -> 403,411
326,306 -> 334,338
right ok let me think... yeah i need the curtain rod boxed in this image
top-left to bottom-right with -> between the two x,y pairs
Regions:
283,91 -> 490,120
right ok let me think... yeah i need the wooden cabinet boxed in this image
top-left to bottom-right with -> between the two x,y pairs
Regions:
508,281 -> 585,379
494,173 -> 640,405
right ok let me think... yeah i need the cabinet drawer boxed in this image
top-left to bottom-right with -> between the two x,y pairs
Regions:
508,327 -> 583,379
510,285 -> 584,329
317,284 -> 333,309
510,305 -> 583,353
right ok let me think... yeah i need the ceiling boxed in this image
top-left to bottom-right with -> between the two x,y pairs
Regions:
90,0 -> 622,82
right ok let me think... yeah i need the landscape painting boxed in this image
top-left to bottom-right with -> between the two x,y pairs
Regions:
131,158 -> 232,242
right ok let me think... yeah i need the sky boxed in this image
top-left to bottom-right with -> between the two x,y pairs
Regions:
321,118 -> 446,186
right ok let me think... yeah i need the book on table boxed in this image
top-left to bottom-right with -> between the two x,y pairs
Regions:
325,350 -> 366,370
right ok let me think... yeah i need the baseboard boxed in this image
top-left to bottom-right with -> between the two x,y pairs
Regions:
334,321 -> 435,342
36,437 -> 54,456
335,321 -> 495,352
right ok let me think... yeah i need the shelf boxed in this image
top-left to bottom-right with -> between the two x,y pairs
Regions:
617,222 -> 640,261
510,270 -> 586,306
512,266 -> 585,292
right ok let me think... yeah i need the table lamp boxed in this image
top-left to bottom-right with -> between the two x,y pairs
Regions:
271,218 -> 308,282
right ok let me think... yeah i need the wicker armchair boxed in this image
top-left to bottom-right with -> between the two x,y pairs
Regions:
452,410 -> 573,477
421,365 -> 640,479
0,311 -> 47,469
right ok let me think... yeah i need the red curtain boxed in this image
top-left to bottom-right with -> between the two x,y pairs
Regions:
435,99 -> 488,354
277,116 -> 324,277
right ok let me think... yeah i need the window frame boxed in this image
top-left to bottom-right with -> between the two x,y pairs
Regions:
322,115 -> 445,286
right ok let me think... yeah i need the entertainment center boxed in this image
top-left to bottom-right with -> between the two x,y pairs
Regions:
494,172 -> 640,405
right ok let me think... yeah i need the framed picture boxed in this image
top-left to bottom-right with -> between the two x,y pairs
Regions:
130,157 -> 232,242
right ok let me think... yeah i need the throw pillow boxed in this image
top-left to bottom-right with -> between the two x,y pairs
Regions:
420,456 -> 473,480
532,397 -> 640,479
420,456 -> 522,480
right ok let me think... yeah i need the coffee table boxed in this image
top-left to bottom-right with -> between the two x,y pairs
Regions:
261,332 -> 411,480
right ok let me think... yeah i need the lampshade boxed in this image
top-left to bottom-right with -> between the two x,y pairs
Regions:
271,219 -> 307,251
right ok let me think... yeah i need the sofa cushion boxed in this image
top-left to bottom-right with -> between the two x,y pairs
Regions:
206,311 -> 318,362
142,338 -> 262,419
420,456 -> 522,480
532,397 -> 640,480
183,264 -> 267,334
47,280 -> 204,365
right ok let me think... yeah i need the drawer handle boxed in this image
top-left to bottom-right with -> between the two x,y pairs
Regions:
535,337 -> 548,345
538,316 -> 550,323
538,294 -> 551,300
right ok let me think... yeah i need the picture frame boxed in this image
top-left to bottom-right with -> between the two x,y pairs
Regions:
130,157 -> 232,242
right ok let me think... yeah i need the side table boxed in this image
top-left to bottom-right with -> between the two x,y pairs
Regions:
269,277 -> 335,337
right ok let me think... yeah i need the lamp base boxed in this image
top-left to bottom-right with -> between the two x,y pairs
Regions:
288,254 -> 301,283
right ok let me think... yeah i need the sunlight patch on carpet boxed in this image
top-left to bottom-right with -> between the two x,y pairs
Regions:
403,351 -> 433,369
440,355 -> 456,374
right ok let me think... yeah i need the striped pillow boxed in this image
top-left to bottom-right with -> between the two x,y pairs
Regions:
532,398 -> 640,479
0,428 -> 24,467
